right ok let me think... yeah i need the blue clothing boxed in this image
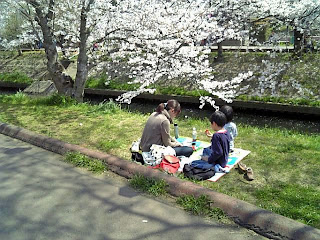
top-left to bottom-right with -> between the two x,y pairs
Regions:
191,160 -> 214,169
207,130 -> 231,168
224,122 -> 237,150
173,146 -> 193,157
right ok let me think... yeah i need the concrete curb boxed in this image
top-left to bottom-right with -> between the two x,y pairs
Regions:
0,121 -> 319,240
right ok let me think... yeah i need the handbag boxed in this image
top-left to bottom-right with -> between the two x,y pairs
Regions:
159,155 -> 180,174
183,162 -> 215,180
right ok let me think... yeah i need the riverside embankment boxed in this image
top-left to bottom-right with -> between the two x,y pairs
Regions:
1,82 -> 319,134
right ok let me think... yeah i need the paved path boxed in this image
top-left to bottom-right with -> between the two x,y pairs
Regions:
0,134 -> 267,240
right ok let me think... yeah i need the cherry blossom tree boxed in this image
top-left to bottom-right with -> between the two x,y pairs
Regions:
1,0 -> 255,106
2,0 -> 317,106
253,0 -> 320,55
1,0 -> 103,101
94,0 -> 256,106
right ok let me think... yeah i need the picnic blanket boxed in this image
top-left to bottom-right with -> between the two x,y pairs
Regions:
176,137 -> 251,182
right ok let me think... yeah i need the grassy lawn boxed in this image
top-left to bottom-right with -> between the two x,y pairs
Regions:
0,93 -> 319,229
0,72 -> 33,84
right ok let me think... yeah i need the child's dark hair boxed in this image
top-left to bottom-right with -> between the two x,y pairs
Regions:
155,99 -> 181,114
210,111 -> 227,127
220,105 -> 233,123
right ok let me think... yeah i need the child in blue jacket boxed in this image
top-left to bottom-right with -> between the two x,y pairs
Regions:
220,105 -> 237,152
202,111 -> 231,168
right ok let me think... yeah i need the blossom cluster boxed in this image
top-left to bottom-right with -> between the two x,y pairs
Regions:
1,0 -> 319,106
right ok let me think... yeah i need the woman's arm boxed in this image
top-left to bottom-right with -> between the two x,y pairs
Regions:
161,120 -> 181,147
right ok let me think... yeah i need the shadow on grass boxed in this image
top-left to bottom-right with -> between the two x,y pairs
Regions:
0,134 -> 268,240
253,182 -> 320,229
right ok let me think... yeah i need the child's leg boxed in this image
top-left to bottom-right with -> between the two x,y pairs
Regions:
202,147 -> 212,157
173,146 -> 193,157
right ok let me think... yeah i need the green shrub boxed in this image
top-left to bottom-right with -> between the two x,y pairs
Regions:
90,99 -> 121,114
33,93 -> 78,106
154,86 -> 211,97
85,75 -> 108,89
0,72 -> 32,84
107,79 -> 140,91
0,90 -> 29,104
237,95 -> 320,107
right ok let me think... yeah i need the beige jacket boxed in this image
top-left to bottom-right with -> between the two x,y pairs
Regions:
139,110 -> 180,152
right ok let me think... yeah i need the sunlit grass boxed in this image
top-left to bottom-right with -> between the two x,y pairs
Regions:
0,72 -> 33,84
0,94 -> 319,228
129,174 -> 168,196
176,195 -> 230,223
64,152 -> 107,174
237,95 -> 320,107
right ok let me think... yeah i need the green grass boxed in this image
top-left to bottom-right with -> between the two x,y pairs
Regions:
85,75 -> 109,89
129,174 -> 168,196
85,76 -> 212,97
253,182 -> 319,226
176,195 -> 229,222
237,95 -> 320,107
85,76 -> 140,91
0,90 -> 29,104
64,152 -> 107,174
91,99 -> 122,114
0,72 -> 33,84
153,86 -> 211,97
0,93 -> 319,229
34,93 -> 78,106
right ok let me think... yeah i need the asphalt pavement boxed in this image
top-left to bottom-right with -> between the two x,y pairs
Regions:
0,133 -> 266,240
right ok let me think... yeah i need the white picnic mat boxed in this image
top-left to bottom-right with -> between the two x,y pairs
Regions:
176,137 -> 250,182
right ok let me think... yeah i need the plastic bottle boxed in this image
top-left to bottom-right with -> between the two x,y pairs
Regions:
191,142 -> 196,151
174,123 -> 179,139
192,127 -> 197,142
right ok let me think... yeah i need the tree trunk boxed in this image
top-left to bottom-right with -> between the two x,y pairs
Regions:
73,1 -> 93,102
293,28 -> 304,57
214,42 -> 224,62
45,40 -> 74,96
31,1 -> 74,96
217,42 -> 223,60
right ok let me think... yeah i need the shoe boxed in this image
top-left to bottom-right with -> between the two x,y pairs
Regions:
245,167 -> 254,181
237,162 -> 247,174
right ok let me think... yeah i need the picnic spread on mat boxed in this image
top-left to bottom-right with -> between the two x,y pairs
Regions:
176,137 -> 251,181
131,136 -> 251,182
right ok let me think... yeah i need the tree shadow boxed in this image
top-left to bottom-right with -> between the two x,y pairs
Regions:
0,135 -> 265,240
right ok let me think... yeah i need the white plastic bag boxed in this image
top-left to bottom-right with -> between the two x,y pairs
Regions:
130,139 -> 140,153
142,152 -> 161,166
150,144 -> 176,159
142,145 -> 176,166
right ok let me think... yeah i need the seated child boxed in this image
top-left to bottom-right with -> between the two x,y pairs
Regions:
202,111 -> 231,169
220,105 -> 237,152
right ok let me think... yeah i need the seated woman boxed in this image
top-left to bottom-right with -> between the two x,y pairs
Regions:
139,99 -> 193,157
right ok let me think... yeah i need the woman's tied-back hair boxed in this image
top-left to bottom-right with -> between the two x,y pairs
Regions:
209,111 -> 227,127
155,99 -> 181,115
220,105 -> 234,123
